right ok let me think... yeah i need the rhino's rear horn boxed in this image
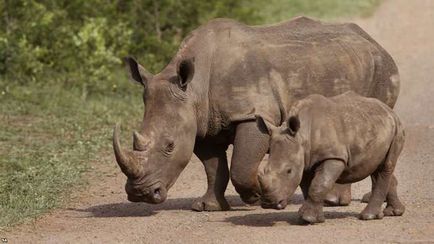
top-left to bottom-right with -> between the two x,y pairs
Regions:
133,131 -> 148,151
113,124 -> 142,178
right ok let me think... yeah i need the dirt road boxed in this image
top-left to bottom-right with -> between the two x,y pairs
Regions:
4,0 -> 434,243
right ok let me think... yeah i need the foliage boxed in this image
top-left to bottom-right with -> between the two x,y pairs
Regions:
258,0 -> 382,24
0,0 -> 381,92
0,79 -> 143,228
0,0 -> 259,93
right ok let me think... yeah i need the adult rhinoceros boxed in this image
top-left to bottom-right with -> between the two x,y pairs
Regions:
113,16 -> 399,211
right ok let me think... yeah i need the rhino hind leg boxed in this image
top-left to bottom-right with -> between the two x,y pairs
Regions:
324,183 -> 352,206
192,142 -> 230,211
383,174 -> 405,216
360,129 -> 404,220
361,191 -> 371,203
361,191 -> 387,203
359,170 -> 390,220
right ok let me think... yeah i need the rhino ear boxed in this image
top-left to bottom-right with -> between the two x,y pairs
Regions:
256,115 -> 276,135
286,115 -> 300,136
124,56 -> 153,87
176,57 -> 195,89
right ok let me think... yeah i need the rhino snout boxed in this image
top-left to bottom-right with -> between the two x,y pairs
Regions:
261,198 -> 287,210
126,182 -> 167,204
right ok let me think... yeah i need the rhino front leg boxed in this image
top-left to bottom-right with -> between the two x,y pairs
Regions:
192,142 -> 230,211
299,159 -> 345,224
300,172 -> 314,199
231,121 -> 269,204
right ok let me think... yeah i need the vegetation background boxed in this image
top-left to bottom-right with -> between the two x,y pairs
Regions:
0,0 -> 380,228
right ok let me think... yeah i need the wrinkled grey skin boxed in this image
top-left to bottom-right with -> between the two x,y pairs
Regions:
258,92 -> 405,224
113,16 -> 400,211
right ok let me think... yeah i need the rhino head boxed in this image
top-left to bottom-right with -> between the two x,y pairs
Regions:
256,115 -> 305,210
113,57 -> 197,204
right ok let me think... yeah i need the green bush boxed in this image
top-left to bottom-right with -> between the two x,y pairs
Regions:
0,0 -> 260,93
258,0 -> 381,23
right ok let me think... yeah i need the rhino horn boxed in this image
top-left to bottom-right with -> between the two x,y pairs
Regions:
133,131 -> 148,151
113,123 -> 142,178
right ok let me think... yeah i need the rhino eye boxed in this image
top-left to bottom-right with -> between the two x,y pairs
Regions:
287,169 -> 292,174
165,141 -> 175,152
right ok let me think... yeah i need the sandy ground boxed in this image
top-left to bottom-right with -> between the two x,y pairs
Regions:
3,0 -> 434,243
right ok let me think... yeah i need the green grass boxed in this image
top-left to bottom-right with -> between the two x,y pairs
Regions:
0,77 -> 142,228
0,0 -> 382,229
258,0 -> 382,23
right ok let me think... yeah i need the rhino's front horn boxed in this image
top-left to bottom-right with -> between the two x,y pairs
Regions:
113,124 -> 142,178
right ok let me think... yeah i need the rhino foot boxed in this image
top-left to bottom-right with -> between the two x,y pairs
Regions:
359,207 -> 384,220
383,203 -> 405,216
191,196 -> 230,212
298,201 -> 325,224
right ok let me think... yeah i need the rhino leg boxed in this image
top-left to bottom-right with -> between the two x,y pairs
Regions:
230,121 -> 269,204
383,174 -> 405,216
299,159 -> 345,224
192,142 -> 230,211
359,170 -> 390,220
301,174 -> 352,207
324,183 -> 352,206
361,191 -> 371,203
360,127 -> 404,220
300,172 -> 314,200
361,190 -> 386,203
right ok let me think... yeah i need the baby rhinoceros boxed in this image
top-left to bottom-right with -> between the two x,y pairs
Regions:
257,91 -> 405,224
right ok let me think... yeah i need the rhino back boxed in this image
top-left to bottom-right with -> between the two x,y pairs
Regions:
171,17 -> 398,135
204,18 -> 394,127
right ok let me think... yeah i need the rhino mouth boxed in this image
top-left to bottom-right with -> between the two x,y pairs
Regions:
126,181 -> 167,204
260,198 -> 287,210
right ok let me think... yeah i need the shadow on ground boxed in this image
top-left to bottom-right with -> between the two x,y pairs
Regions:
224,210 -> 359,227
69,191 -> 364,225
71,195 -> 248,218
